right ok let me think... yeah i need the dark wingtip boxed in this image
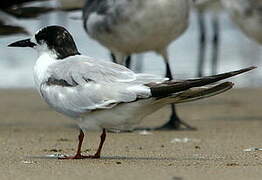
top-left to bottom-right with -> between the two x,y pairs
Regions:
249,66 -> 257,70
201,66 -> 257,81
224,81 -> 234,87
224,66 -> 256,78
225,81 -> 234,89
232,66 -> 257,75
150,66 -> 255,97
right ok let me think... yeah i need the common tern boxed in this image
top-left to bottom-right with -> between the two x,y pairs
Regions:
8,25 -> 255,159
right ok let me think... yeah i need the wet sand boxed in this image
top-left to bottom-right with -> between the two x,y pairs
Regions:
1,88 -> 262,180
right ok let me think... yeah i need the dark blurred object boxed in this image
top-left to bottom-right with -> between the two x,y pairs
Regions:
0,0 -> 50,9
5,6 -> 54,18
0,0 -> 53,36
0,19 -> 28,35
1,0 -> 54,19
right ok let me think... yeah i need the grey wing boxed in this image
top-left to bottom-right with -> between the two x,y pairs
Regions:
83,0 -> 108,32
40,82 -> 122,118
49,55 -> 137,84
42,56 -> 165,117
49,55 -> 166,85
83,0 -> 117,34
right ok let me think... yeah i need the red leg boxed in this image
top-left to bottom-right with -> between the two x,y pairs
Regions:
91,128 -> 106,158
76,129 -> 84,156
59,129 -> 106,160
59,129 -> 89,159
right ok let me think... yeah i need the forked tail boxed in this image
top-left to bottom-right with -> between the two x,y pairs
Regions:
149,66 -> 255,97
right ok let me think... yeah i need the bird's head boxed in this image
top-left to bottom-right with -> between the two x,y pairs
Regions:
8,25 -> 80,59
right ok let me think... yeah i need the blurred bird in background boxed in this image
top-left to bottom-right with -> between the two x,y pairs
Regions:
221,0 -> 262,45
0,0 -> 87,36
0,0 -> 54,36
83,0 -> 199,130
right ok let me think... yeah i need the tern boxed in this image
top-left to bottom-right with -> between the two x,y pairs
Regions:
8,25 -> 255,159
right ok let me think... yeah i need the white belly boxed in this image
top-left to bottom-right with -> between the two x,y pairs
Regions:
77,98 -> 163,131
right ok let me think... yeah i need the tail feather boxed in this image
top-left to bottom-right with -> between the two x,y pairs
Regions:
150,66 -> 256,97
156,82 -> 234,105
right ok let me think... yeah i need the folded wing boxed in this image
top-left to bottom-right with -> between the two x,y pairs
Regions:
40,55 -> 166,117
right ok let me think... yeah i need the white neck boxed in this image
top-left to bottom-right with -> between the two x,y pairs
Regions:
33,51 -> 57,88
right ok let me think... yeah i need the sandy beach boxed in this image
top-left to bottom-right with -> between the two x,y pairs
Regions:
1,88 -> 262,180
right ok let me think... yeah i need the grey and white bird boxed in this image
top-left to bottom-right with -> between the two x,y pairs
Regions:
83,0 -> 194,130
8,26 -> 254,159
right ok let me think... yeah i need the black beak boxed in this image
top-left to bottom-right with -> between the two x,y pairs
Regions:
8,38 -> 36,48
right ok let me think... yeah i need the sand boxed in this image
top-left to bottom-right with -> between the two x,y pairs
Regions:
1,88 -> 262,180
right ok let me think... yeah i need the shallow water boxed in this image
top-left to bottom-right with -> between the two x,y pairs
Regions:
0,10 -> 261,88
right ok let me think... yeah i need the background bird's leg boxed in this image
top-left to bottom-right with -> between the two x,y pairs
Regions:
197,10 -> 206,77
165,61 -> 172,78
211,14 -> 220,75
134,54 -> 144,73
156,49 -> 196,130
110,53 -> 117,63
125,55 -> 131,69
110,51 -> 127,66
92,129 -> 106,158
111,52 -> 132,69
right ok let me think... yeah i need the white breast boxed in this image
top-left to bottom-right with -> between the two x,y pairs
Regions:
33,52 -> 57,89
78,98 -> 163,131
